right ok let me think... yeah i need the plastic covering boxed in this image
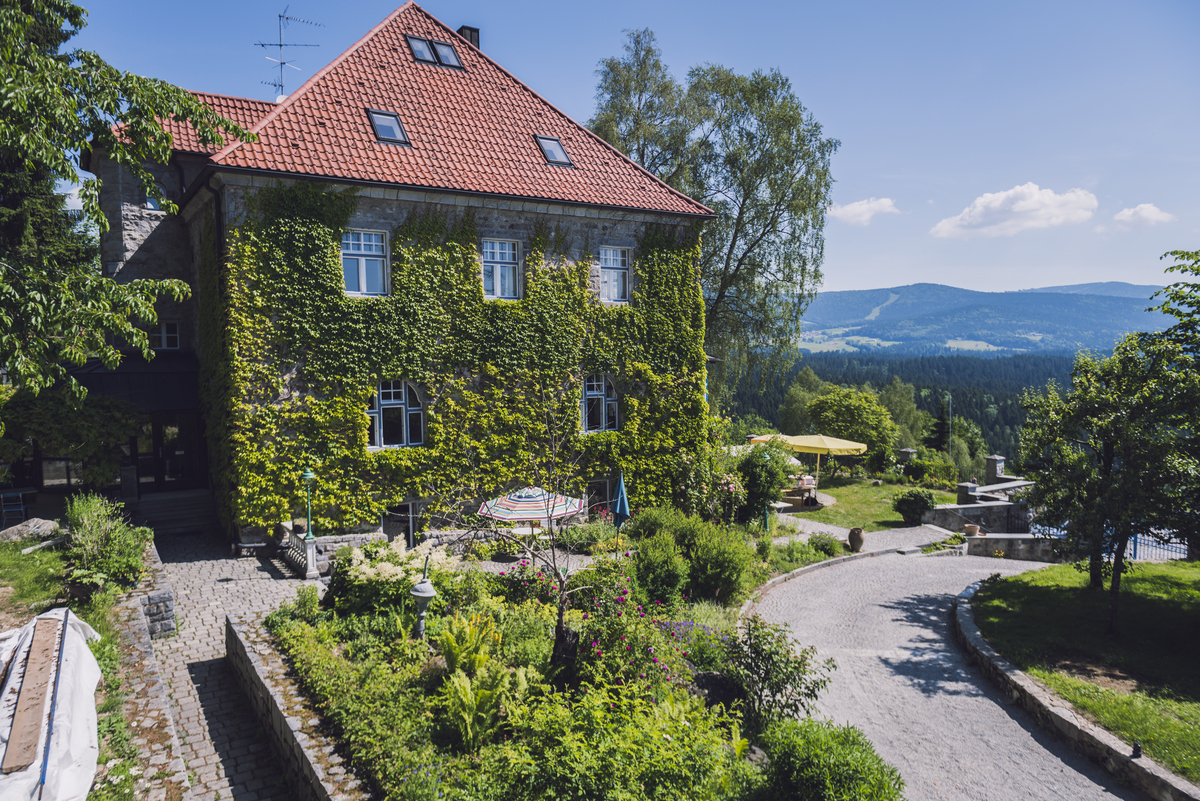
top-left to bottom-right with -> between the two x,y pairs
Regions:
0,609 -> 101,801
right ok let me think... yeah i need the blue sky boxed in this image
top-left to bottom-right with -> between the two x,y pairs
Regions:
73,0 -> 1199,293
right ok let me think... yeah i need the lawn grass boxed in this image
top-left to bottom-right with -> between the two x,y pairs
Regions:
0,540 -> 67,611
789,477 -> 956,532
973,560 -> 1200,782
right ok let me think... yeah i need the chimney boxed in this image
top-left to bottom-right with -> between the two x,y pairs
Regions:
457,25 -> 479,49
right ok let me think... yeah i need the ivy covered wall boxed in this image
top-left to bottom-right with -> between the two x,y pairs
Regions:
198,182 -> 709,536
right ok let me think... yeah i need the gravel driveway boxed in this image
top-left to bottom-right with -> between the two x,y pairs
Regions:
752,553 -> 1140,801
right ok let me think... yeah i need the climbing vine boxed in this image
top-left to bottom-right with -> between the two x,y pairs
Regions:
199,183 -> 708,535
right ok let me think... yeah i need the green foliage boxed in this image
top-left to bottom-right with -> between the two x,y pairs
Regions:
724,413 -> 778,445
0,386 -> 142,485
806,386 -> 899,473
63,493 -> 151,589
687,525 -> 756,603
323,539 -> 462,617
777,366 -> 832,436
204,182 -> 708,534
890,487 -> 936,526
1019,333 -> 1199,630
1152,249 -> 1200,354
735,444 -> 791,522
725,616 -> 834,736
439,661 -> 535,753
633,531 -> 690,608
759,718 -> 905,801
439,612 -> 500,679
807,532 -> 842,558
0,1 -> 254,396
903,457 -> 958,489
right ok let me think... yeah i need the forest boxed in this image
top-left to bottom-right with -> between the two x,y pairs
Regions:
727,352 -> 1077,464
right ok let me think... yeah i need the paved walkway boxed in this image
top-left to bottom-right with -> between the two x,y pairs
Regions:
153,532 -> 315,801
753,553 -> 1140,801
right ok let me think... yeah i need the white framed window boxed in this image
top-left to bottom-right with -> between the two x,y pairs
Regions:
342,230 -> 388,296
582,374 -> 618,433
149,321 -> 179,350
482,239 -> 520,299
599,247 -> 630,302
367,380 -> 425,449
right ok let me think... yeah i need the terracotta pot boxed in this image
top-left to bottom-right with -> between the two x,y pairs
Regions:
964,524 -> 980,537
848,527 -> 865,553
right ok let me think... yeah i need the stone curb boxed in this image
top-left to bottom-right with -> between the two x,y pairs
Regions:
225,613 -> 372,801
115,541 -> 192,800
738,541 -> 941,619
952,584 -> 1200,801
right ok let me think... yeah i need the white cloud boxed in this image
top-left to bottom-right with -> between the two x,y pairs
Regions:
828,197 -> 900,226
1113,203 -> 1174,227
930,182 -> 1097,239
63,186 -> 82,211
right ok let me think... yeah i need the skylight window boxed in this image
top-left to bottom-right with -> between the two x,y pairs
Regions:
406,35 -> 462,68
406,36 -> 436,63
431,40 -> 461,68
367,109 -> 409,145
535,135 -> 572,166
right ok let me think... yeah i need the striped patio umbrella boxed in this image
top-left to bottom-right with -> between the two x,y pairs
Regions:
478,486 -> 586,524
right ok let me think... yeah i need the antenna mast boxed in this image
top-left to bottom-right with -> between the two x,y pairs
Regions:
255,6 -> 322,100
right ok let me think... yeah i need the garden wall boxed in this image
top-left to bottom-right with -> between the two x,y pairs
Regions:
953,586 -> 1200,801
225,613 -> 372,801
965,534 -> 1055,562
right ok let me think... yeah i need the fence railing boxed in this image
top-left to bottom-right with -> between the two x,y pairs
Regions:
280,526 -> 319,579
1027,524 -> 1188,561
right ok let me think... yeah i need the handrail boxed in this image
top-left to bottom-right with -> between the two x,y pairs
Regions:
940,507 -> 992,533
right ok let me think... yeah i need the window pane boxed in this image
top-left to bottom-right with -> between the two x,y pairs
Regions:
365,259 -> 385,294
370,112 -> 405,142
537,137 -> 570,164
483,264 -> 494,295
164,322 -> 180,349
585,375 -> 603,396
380,380 -> 401,404
432,41 -> 461,67
367,412 -> 379,448
406,383 -> 421,408
408,36 -> 435,62
382,406 -> 405,446
149,328 -> 163,349
607,400 -> 618,431
500,263 -> 517,298
586,397 -> 603,431
408,411 -> 423,445
343,257 -> 360,292
617,270 -> 628,300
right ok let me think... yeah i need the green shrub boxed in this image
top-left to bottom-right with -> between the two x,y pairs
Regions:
891,487 -> 937,526
736,444 -> 791,523
687,525 -> 755,604
63,493 -> 152,589
755,534 -> 773,561
324,539 -> 460,616
904,458 -> 958,490
558,520 -> 616,551
622,506 -> 695,542
808,532 -> 842,558
632,532 -> 690,608
761,718 -> 905,800
726,616 -> 834,736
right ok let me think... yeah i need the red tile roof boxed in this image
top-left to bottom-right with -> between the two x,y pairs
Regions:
162,92 -> 274,155
202,2 -> 711,218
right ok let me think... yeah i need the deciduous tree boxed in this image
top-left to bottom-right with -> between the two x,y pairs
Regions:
0,0 -> 251,396
806,387 -> 898,473
1019,333 -> 1199,633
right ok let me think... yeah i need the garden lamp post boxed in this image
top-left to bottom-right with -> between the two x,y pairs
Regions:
410,555 -> 437,639
762,453 -> 771,534
301,467 -> 316,542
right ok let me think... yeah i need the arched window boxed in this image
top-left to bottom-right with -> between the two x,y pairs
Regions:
367,380 -> 424,448
582,374 -> 618,432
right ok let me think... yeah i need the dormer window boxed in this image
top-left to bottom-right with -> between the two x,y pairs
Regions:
367,110 -> 409,145
406,35 -> 462,68
535,136 -> 572,166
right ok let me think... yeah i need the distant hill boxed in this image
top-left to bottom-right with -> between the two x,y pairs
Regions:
798,282 -> 1170,354
1017,281 -> 1162,298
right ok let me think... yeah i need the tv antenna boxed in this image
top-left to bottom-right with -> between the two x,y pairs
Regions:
255,6 -> 322,100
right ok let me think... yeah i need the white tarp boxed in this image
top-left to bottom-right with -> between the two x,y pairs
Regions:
0,609 -> 101,801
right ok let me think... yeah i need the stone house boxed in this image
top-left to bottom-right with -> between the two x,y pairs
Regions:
76,2 -> 713,545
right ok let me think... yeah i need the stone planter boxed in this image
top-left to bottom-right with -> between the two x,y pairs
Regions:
848,527 -> 865,553
964,524 -> 980,537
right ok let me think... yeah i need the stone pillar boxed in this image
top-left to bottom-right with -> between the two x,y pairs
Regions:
957,482 -> 978,505
985,455 -> 1006,486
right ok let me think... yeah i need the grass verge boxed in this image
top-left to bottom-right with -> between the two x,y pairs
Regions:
973,560 -> 1200,783
788,477 -> 955,532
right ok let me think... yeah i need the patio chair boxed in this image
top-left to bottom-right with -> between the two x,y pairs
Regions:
1,492 -> 26,528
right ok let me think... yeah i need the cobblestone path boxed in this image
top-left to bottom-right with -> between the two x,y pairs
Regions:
153,532 -> 316,801
753,553 -> 1140,801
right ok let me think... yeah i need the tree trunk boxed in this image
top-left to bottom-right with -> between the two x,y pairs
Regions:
1089,536 -> 1104,590
1106,537 -> 1129,636
548,592 -> 578,690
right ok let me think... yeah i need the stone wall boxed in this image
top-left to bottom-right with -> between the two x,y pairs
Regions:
225,614 -> 371,801
128,540 -> 178,639
964,534 -> 1056,562
924,501 -> 1021,534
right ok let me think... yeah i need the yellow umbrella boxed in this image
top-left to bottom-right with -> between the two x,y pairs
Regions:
748,434 -> 867,482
